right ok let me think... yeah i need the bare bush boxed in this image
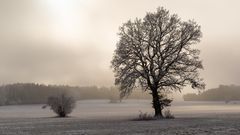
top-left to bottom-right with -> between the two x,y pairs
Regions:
45,93 -> 76,117
163,109 -> 175,119
136,111 -> 156,121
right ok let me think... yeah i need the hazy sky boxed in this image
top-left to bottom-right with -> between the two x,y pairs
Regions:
0,0 -> 240,92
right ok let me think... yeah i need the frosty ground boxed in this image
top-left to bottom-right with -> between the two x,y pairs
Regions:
1,100 -> 240,135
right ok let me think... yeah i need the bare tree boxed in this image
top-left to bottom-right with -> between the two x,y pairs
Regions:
111,7 -> 205,117
45,93 -> 76,117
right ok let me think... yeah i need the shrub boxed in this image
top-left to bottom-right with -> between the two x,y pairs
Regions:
45,93 -> 76,117
136,111 -> 156,121
163,109 -> 175,119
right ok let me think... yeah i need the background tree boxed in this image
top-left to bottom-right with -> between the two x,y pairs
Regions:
45,93 -> 76,117
111,7 -> 205,117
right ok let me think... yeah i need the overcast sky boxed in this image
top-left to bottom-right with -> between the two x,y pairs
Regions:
0,0 -> 240,93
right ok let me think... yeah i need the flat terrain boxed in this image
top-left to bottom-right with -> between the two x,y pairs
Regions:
1,100 -> 240,135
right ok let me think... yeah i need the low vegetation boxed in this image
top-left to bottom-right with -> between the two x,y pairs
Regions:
163,109 -> 175,119
136,109 -> 175,121
136,111 -> 156,121
44,93 -> 76,117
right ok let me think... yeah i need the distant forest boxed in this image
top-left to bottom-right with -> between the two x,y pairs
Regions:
0,83 -> 150,105
183,85 -> 240,101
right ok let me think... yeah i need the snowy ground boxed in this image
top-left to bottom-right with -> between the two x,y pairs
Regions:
0,100 -> 240,135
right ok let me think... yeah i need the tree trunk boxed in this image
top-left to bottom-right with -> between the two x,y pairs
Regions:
151,88 -> 163,118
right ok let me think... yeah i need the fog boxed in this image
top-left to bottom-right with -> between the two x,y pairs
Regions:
0,0 -> 240,93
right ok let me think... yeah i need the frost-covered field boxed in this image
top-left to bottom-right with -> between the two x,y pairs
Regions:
1,100 -> 240,135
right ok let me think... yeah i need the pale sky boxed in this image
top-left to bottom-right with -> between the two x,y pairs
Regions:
0,0 -> 240,93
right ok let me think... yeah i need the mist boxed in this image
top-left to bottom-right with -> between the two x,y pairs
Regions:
2,1 -> 240,134
1,0 -> 240,91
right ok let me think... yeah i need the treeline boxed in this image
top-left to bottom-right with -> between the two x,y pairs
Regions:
0,83 -> 150,105
183,85 -> 240,101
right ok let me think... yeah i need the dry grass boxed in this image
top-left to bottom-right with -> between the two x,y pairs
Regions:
134,111 -> 156,121
164,109 -> 175,119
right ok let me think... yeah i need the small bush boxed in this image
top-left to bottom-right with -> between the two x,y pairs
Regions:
136,111 -> 156,121
163,109 -> 175,119
45,93 -> 76,117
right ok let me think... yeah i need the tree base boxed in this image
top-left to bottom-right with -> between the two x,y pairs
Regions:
154,115 -> 164,119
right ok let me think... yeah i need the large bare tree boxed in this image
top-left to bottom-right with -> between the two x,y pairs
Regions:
111,7 -> 205,117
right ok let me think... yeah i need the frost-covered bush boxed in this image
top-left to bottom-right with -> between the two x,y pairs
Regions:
137,111 -> 156,121
163,109 -> 175,119
46,93 -> 76,117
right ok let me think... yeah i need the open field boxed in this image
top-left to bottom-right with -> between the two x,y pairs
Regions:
1,100 -> 240,135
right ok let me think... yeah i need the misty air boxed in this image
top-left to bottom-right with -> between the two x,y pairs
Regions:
0,0 -> 240,135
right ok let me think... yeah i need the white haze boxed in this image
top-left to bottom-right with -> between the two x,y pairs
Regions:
0,0 -> 240,94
